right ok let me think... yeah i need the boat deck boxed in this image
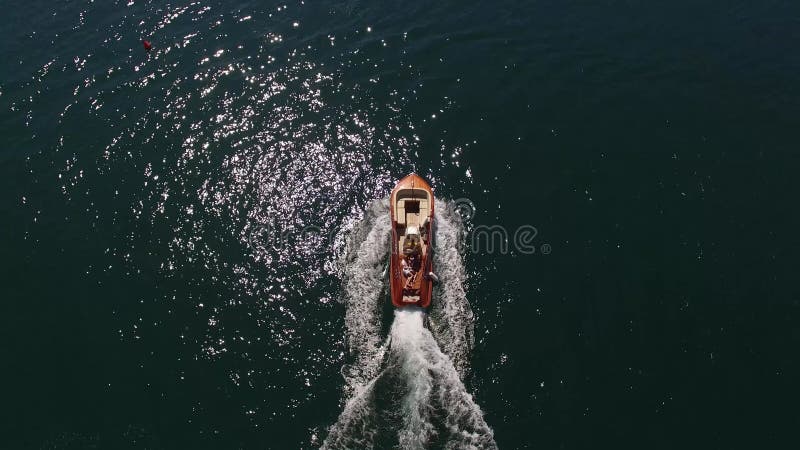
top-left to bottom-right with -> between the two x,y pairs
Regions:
390,174 -> 434,308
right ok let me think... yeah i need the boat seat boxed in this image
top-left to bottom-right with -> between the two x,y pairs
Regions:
396,205 -> 405,224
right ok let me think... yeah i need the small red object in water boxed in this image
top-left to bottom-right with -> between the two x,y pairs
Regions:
142,40 -> 152,51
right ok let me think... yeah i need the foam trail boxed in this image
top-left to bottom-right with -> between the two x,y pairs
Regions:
392,309 -> 436,449
321,373 -> 382,449
337,199 -> 392,394
323,199 -> 497,449
429,202 -> 475,376
391,309 -> 496,450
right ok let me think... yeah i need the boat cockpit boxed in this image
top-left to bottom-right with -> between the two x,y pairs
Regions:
395,189 -> 431,299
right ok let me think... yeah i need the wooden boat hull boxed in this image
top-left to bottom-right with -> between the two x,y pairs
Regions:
389,174 -> 434,308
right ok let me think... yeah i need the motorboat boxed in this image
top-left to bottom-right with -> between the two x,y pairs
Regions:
389,174 -> 435,308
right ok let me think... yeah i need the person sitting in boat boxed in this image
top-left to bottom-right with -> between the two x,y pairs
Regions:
401,256 -> 413,277
402,237 -> 417,255
403,226 -> 422,255
407,253 -> 421,271
403,254 -> 420,291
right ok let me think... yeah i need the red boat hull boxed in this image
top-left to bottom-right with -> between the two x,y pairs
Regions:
389,174 -> 434,308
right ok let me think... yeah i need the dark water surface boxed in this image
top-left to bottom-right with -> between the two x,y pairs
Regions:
2,0 -> 799,448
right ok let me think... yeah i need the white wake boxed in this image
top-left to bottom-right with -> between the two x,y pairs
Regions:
323,200 -> 497,450
336,199 -> 393,398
